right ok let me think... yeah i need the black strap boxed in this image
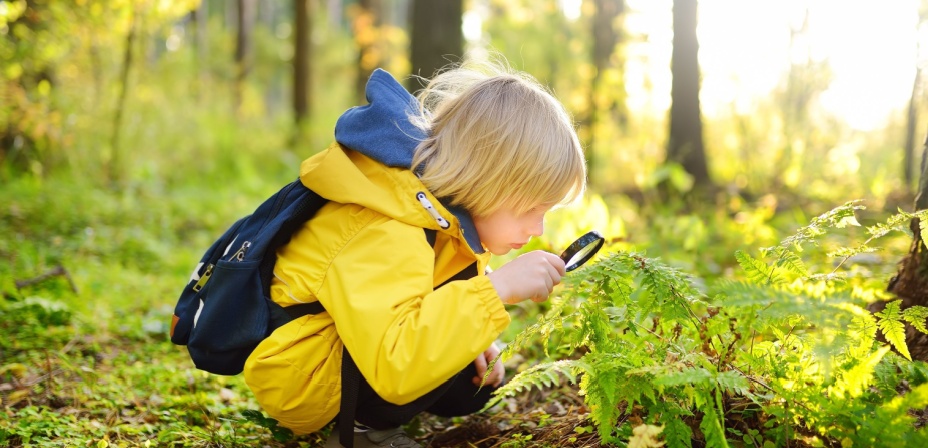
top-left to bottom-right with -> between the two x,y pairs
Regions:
282,301 -> 325,319
335,228 -> 440,448
339,348 -> 361,448
424,228 -> 437,247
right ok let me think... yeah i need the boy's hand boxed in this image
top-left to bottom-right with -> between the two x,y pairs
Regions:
487,250 -> 565,304
473,342 -> 504,387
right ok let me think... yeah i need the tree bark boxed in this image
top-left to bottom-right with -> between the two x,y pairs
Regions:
667,0 -> 711,189
234,0 -> 256,116
904,67 -> 921,190
589,0 -> 624,190
293,0 -> 311,125
353,0 -> 381,104
408,0 -> 463,89
870,134 -> 928,360
109,4 -> 137,185
190,1 -> 209,100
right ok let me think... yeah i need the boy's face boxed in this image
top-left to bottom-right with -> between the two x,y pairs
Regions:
473,204 -> 551,256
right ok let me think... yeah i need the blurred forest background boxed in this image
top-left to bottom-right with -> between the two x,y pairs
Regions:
6,0 -> 928,446
4,0 -> 926,204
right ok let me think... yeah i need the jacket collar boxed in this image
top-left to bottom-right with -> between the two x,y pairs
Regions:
332,69 -> 484,254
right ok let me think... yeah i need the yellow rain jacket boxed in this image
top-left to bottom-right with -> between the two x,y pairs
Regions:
243,69 -> 511,435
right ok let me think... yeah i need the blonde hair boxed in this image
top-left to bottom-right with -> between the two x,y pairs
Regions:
410,58 -> 586,218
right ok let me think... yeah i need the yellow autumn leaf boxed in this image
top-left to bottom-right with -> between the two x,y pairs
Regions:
628,424 -> 665,448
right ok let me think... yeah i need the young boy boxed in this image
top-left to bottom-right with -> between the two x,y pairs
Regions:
243,59 -> 587,448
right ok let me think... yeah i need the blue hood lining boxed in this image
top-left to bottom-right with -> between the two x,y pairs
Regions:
334,69 -> 484,254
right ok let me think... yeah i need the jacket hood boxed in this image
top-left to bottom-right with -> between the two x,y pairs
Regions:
334,69 -> 425,169
317,69 -> 484,254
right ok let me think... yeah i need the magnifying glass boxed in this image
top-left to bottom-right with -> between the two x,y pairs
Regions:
559,230 -> 606,272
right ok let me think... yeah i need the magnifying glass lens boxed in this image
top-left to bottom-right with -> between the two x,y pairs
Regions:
560,231 -> 605,272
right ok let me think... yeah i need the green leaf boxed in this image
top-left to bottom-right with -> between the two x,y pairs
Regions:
484,360 -> 581,410
903,306 -> 928,334
653,367 -> 713,388
735,250 -> 783,285
835,215 -> 861,228
240,409 -> 266,424
773,248 -> 808,277
840,345 -> 890,397
921,218 -> 928,249
876,300 -> 912,361
715,370 -> 751,397
270,426 -> 294,442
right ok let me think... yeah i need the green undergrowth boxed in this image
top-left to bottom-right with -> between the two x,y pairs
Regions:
0,171 -> 331,446
493,202 -> 928,447
2,164 -> 923,447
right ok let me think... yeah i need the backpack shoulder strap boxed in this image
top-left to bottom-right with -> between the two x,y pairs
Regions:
281,228 -> 440,326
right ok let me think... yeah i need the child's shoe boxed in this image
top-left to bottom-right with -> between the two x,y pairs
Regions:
325,425 -> 422,448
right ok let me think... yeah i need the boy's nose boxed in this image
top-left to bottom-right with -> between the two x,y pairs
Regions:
528,219 -> 544,237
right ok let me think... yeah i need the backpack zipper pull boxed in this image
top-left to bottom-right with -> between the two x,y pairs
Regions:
230,241 -> 252,261
192,264 -> 214,292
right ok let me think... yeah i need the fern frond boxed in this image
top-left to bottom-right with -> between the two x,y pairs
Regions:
806,273 -> 847,283
848,313 -> 878,341
633,256 -> 703,322
735,250 -> 785,285
875,300 -> 912,361
920,215 -> 928,246
902,306 -> 928,335
715,370 -> 752,397
484,359 -> 582,410
833,345 -> 891,398
658,408 -> 695,448
501,304 -> 569,360
771,247 -> 809,277
653,366 -> 714,388
867,209 -> 917,239
775,201 -> 864,252
698,389 -> 730,448
828,245 -> 879,259
713,279 -> 797,312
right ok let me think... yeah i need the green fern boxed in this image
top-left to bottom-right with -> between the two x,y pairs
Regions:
483,359 -> 581,410
494,202 -> 928,447
903,306 -> 928,334
773,200 -> 864,253
771,247 -> 809,277
876,300 -> 912,361
735,250 -> 784,285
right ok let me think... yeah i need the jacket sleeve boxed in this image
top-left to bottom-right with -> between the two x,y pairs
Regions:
315,216 -> 511,405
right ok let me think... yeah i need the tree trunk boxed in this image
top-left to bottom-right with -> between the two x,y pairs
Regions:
408,0 -> 463,88
293,0 -> 311,125
870,134 -> 928,360
109,4 -> 137,185
191,1 -> 209,100
234,0 -> 256,116
904,67 -> 921,190
589,0 -> 624,190
353,0 -> 381,103
667,0 -> 711,189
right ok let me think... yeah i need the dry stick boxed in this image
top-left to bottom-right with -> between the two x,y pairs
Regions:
14,265 -> 78,294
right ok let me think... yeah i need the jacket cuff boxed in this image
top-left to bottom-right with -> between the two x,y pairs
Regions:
473,275 -> 511,331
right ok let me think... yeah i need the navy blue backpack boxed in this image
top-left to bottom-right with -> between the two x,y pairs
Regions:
170,179 -> 328,375
170,177 -> 449,447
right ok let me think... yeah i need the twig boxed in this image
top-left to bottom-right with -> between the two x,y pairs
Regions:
14,265 -> 78,294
